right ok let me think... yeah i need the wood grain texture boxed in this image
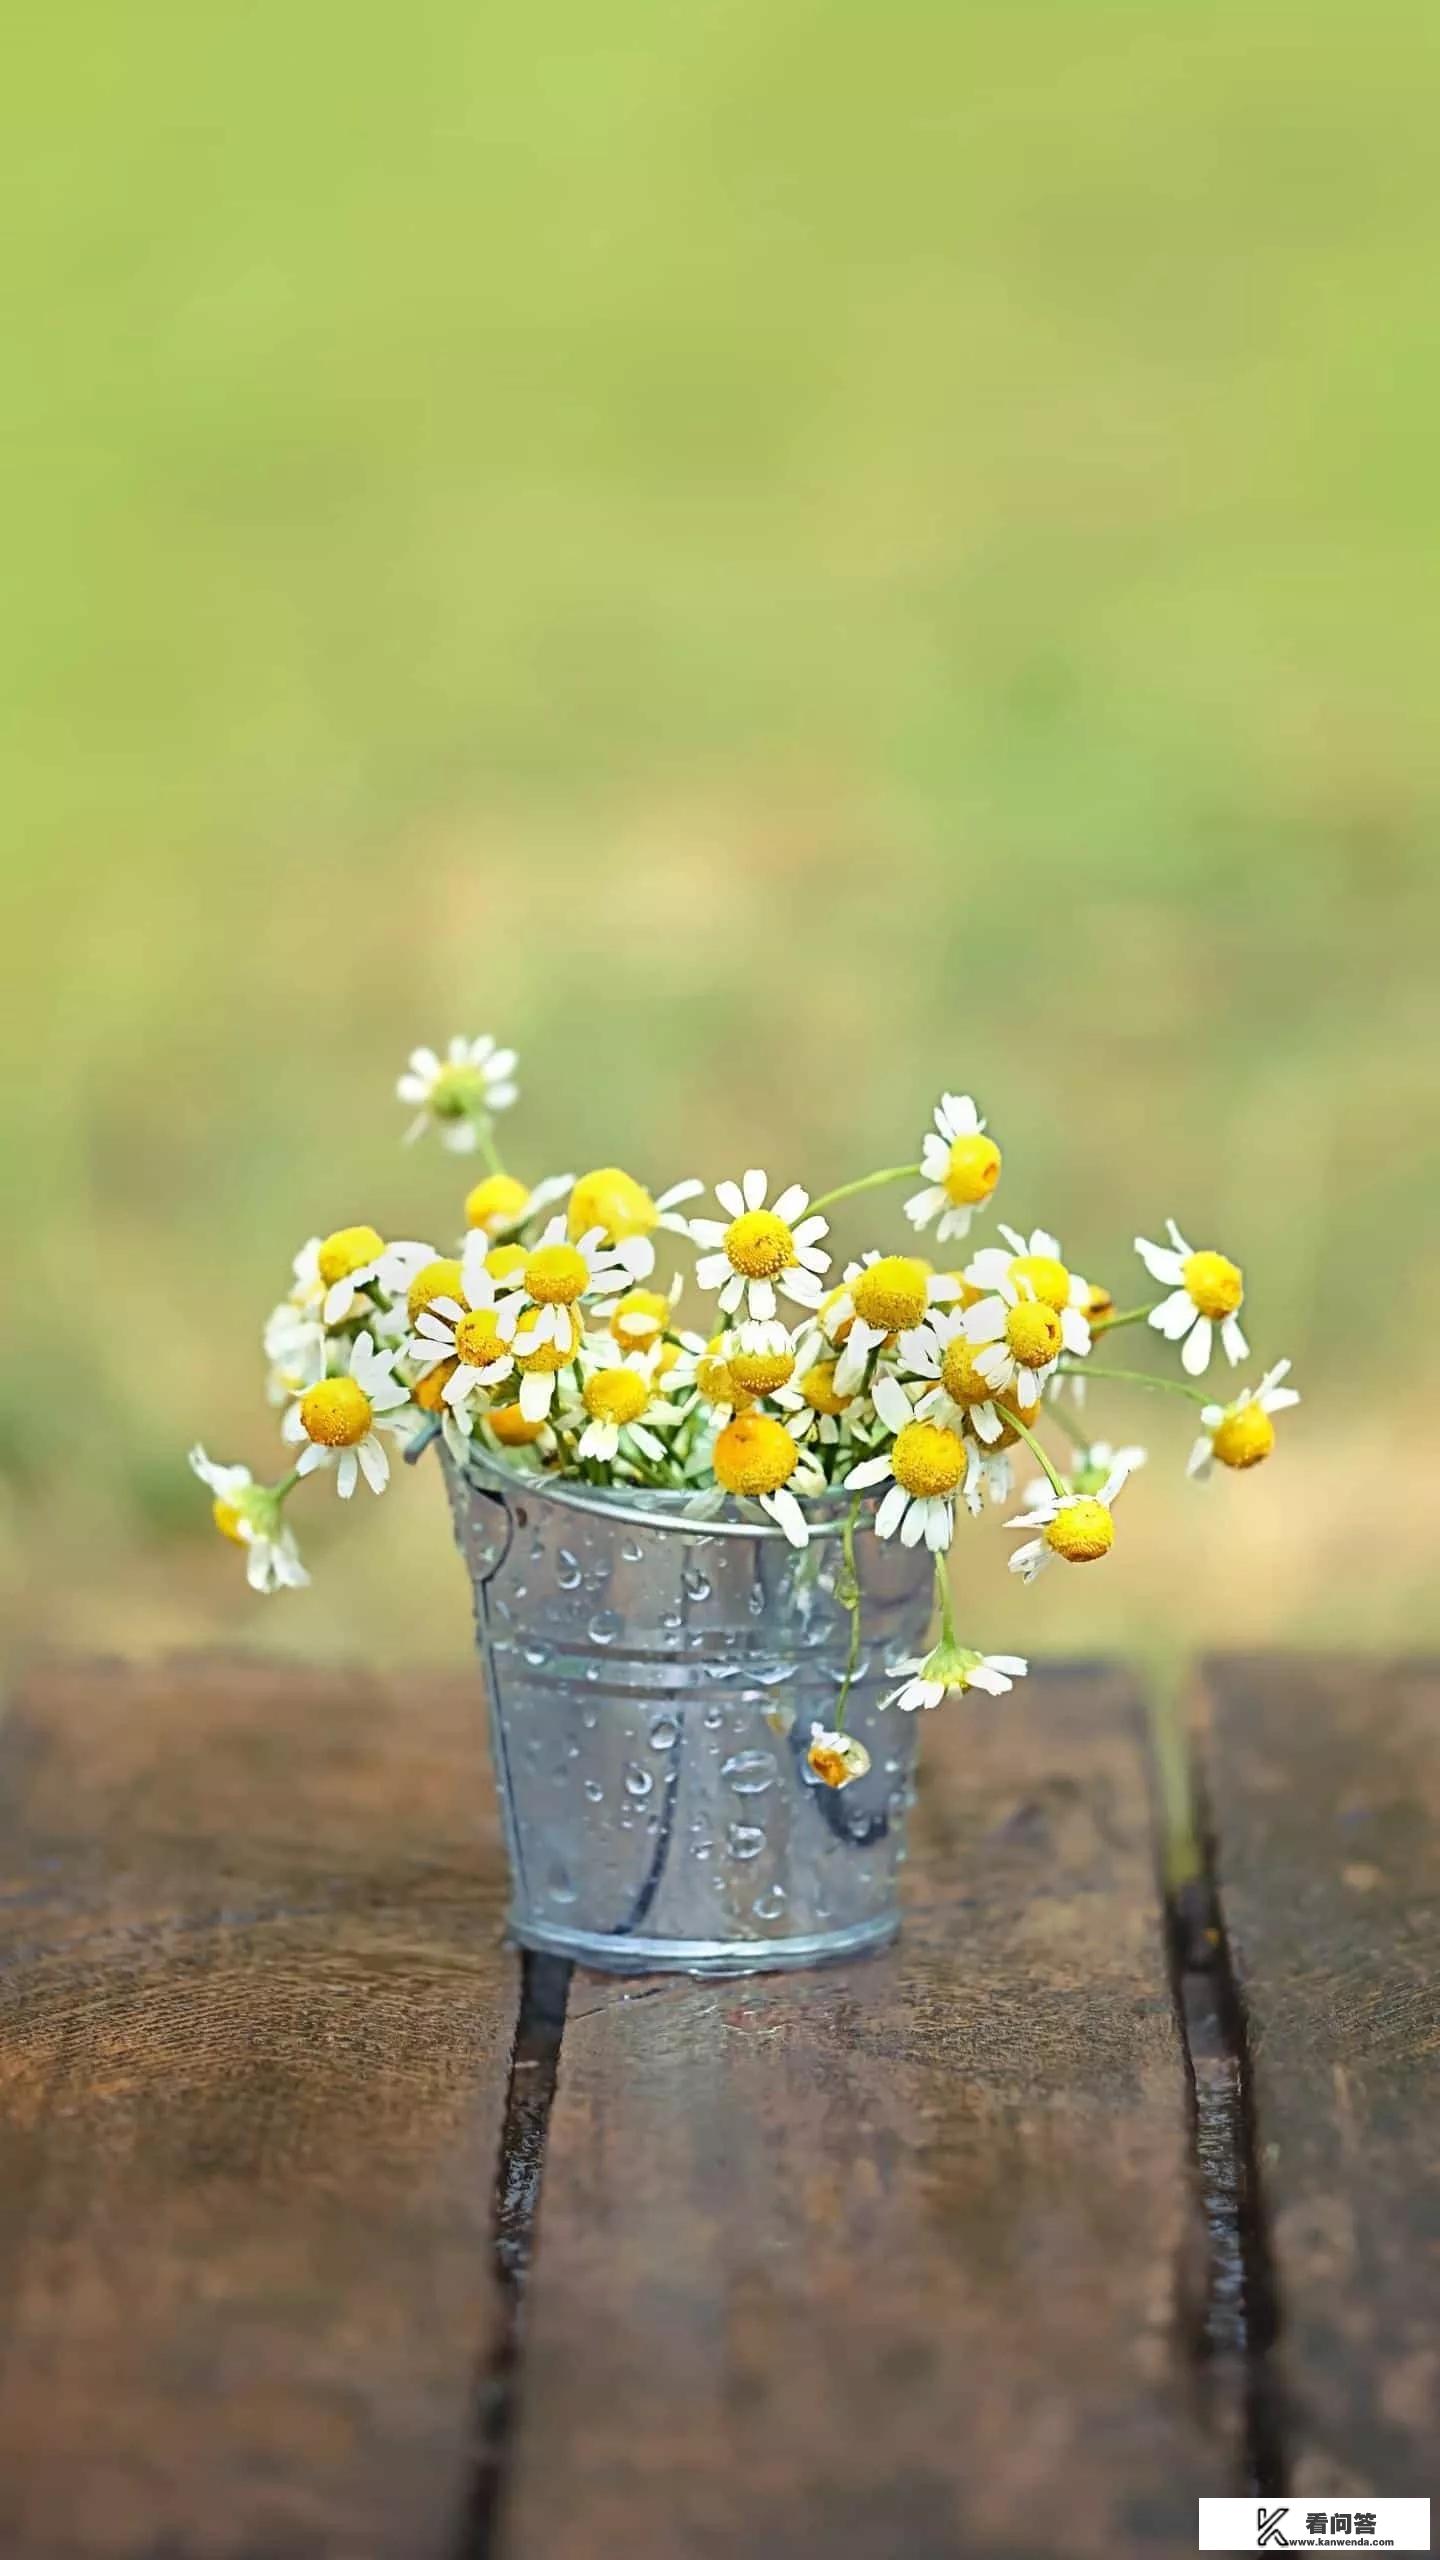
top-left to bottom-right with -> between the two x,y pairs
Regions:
1200,1654 -> 1440,2500
0,1656 -> 514,2560
500,1665 -> 1220,2560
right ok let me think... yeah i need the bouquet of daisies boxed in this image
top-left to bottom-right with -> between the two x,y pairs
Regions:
193,1030 -> 1299,1762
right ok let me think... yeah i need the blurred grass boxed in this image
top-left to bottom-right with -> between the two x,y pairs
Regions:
2,0 -> 1438,1667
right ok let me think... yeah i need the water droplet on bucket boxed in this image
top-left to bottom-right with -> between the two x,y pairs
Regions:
648,1712 -> 679,1750
588,1609 -> 622,1646
620,1535 -> 644,1564
721,1748 -> 777,1795
752,1886 -> 787,1920
726,1822 -> 765,1860
702,1705 -> 725,1730
681,1567 -> 712,1603
556,1548 -> 582,1591
521,1642 -> 550,1669
583,1778 -> 604,1803
624,1762 -> 654,1799
546,1862 -> 577,1905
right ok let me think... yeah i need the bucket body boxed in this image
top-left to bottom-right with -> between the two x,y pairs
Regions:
445,1450 -> 935,1975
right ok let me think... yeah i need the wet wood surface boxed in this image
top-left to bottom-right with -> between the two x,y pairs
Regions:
1199,1654 -> 1440,2501
1,1655 -> 1435,2556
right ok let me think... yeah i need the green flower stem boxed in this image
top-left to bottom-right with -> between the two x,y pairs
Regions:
830,1495 -> 865,1732
271,1467 -> 302,1503
807,1163 -> 922,1218
1092,1300 -> 1161,1332
1061,1360 -> 1210,1405
934,1549 -> 958,1648
1006,1411 -> 1069,1496
476,1116 -> 506,1178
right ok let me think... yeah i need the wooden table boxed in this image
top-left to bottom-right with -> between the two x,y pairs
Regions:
0,1657 -> 1434,2559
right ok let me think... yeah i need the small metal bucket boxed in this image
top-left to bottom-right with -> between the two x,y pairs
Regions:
444,1448 -> 935,1975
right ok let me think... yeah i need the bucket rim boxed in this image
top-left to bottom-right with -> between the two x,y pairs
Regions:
441,1438 -> 873,1544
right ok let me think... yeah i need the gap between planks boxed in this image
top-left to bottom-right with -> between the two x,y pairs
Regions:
457,1706 -> 1295,2553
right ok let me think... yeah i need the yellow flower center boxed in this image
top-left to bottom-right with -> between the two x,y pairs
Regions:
610,1287 -> 670,1345
1044,1497 -> 1114,1563
1184,1250 -> 1244,1319
851,1255 -> 929,1334
413,1358 -> 458,1414
1008,1253 -> 1071,1313
454,1309 -> 508,1368
464,1173 -> 532,1235
696,1341 -> 745,1407
524,1242 -> 589,1304
945,1133 -> 1002,1206
801,1359 -> 851,1417
724,1209 -> 795,1280
713,1411 -> 800,1496
407,1257 -> 464,1325
1212,1403 -> 1275,1469
940,1335 -> 995,1407
211,1496 -> 248,1546
485,1242 -> 529,1281
584,1369 -> 650,1427
727,1343 -> 797,1397
515,1332 -> 575,1375
569,1166 -> 658,1243
489,1401 -> 548,1446
1005,1300 -> 1064,1367
891,1419 -> 966,1499
806,1730 -> 871,1789
299,1376 -> 373,1447
317,1225 -> 384,1289
1086,1281 -> 1115,1323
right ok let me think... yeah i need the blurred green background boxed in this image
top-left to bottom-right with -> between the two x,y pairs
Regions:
4,0 -> 1437,1670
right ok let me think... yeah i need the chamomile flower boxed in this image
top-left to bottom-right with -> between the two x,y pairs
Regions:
883,1642 -> 1028,1712
775,1340 -> 862,1447
709,1410 -> 818,1546
1006,1454 -> 1135,1583
896,1305 -> 1010,1445
823,1254 -> 958,1394
805,1723 -> 872,1788
845,1373 -> 969,1551
288,1227 -> 393,1327
905,1094 -> 1002,1244
189,1447 -> 309,1592
464,1171 -> 573,1238
406,1237 -> 516,1420
564,1340 -> 679,1465
567,1168 -> 705,1278
281,1332 -> 415,1498
1188,1361 -> 1299,1481
608,1275 -> 684,1351
1135,1218 -> 1248,1375
966,1227 -> 1092,1332
398,1034 -> 519,1151
493,1216 -> 639,1359
688,1171 -> 830,1322
959,1272 -> 1078,1412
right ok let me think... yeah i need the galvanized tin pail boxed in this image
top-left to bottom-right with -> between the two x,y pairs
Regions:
444,1449 -> 935,1975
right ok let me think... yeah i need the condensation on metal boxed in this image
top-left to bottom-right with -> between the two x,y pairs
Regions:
444,1449 -> 935,1975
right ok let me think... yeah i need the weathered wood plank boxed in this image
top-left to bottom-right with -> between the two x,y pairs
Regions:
0,1657 -> 514,2560
501,1665 -> 1220,2560
1200,1654 -> 1440,2499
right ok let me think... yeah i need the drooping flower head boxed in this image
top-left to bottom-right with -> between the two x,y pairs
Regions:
398,1034 -> 518,1151
1188,1361 -> 1299,1481
1135,1218 -> 1248,1375
905,1094 -> 1002,1245
1006,1453 -> 1135,1583
189,1447 -> 309,1592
